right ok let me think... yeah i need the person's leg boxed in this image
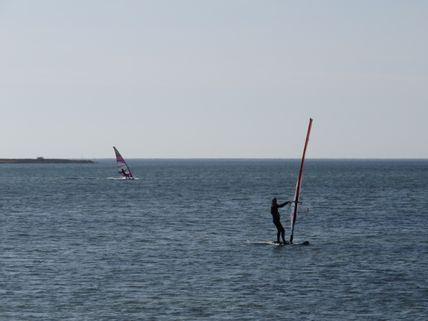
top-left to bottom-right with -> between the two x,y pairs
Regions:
274,222 -> 281,243
278,223 -> 286,244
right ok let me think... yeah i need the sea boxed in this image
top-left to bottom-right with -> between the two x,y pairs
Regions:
0,159 -> 427,321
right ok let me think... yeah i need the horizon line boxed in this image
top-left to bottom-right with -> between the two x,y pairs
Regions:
1,157 -> 427,161
93,157 -> 428,160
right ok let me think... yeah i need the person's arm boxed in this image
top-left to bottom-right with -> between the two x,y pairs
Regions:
278,201 -> 291,208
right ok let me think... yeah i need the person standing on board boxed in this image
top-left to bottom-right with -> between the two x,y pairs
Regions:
271,197 -> 292,244
121,168 -> 130,179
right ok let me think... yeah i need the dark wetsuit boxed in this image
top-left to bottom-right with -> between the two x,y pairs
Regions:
271,201 -> 291,243
121,169 -> 130,178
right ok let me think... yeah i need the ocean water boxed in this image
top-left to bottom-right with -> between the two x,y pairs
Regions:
0,159 -> 427,321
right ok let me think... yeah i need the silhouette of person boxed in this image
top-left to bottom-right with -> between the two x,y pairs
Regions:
271,197 -> 292,244
121,168 -> 129,178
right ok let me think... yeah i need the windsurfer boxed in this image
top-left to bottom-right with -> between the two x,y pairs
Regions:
113,146 -> 134,180
271,198 -> 292,244
121,168 -> 129,178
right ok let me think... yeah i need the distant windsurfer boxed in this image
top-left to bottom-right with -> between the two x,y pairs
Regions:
121,168 -> 130,178
271,198 -> 292,244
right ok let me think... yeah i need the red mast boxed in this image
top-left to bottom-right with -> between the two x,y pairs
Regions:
289,118 -> 313,244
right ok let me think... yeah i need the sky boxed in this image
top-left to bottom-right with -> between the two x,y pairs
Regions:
1,0 -> 427,158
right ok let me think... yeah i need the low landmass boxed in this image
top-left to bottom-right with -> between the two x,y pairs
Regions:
0,157 -> 94,164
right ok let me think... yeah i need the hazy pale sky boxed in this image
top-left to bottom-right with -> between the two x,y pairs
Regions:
1,0 -> 427,158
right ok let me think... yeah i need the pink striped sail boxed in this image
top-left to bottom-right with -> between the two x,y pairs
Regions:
289,118 -> 313,244
113,146 -> 134,180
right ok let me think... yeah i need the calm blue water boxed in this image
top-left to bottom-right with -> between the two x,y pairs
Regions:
0,159 -> 427,320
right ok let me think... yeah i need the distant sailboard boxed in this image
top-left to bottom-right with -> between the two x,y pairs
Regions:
245,240 -> 286,247
113,146 -> 135,180
246,240 -> 309,247
289,118 -> 313,244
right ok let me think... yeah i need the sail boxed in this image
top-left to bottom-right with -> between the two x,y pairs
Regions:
289,118 -> 313,243
113,146 -> 134,179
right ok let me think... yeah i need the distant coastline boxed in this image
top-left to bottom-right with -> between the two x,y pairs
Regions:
0,157 -> 94,164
